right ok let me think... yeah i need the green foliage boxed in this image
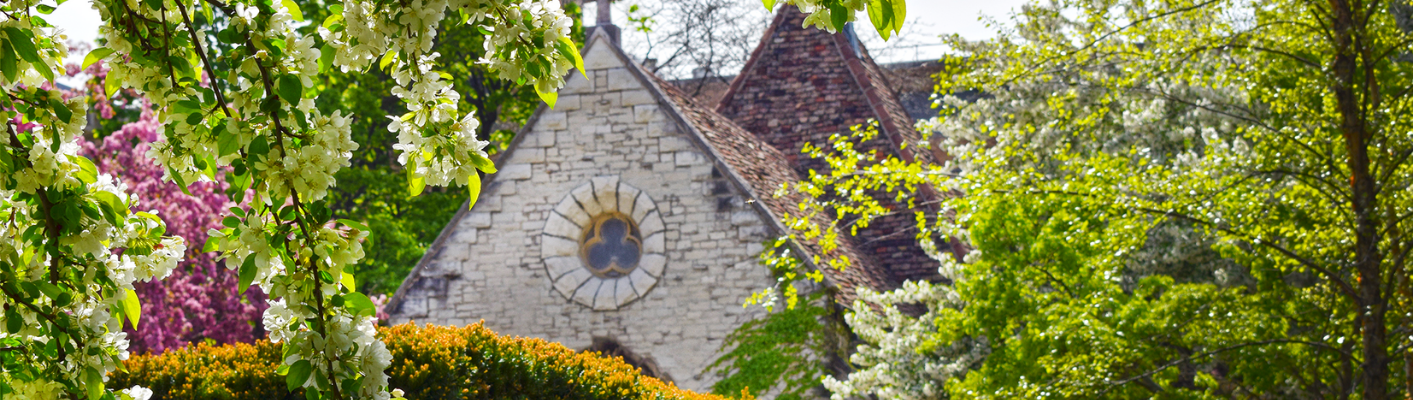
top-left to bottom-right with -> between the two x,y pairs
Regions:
785,0 -> 1413,397
109,323 -> 739,400
298,0 -> 585,296
772,0 -> 904,39
708,293 -> 833,400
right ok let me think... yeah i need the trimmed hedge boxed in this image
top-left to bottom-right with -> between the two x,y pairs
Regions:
110,323 -> 740,400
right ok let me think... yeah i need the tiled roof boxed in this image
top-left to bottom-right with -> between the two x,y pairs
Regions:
635,66 -> 897,303
716,8 -> 949,288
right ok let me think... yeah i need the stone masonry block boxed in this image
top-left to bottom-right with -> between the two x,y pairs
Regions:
562,73 -> 593,94
659,136 -> 691,152
612,279 -> 637,306
675,151 -> 700,166
535,130 -> 557,148
633,105 -> 659,123
570,184 -> 604,216
541,235 -> 578,258
543,212 -> 582,239
615,185 -> 643,214
592,281 -> 619,310
640,253 -> 667,277
573,278 -> 601,306
628,268 -> 656,296
544,256 -> 581,281
607,68 -> 638,91
729,211 -> 758,226
500,164 -> 533,180
638,210 -> 665,234
519,148 -> 546,163
557,95 -> 582,111
465,213 -> 492,228
631,192 -> 656,222
620,90 -> 654,106
582,41 -> 620,70
541,112 -> 568,130
642,231 -> 665,254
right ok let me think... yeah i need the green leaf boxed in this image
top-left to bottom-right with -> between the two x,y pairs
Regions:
338,218 -> 369,232
121,289 -> 141,329
85,366 -> 103,400
5,308 -> 22,334
248,134 -> 270,160
866,0 -> 891,41
74,155 -> 97,184
36,282 -> 62,300
277,74 -> 302,105
49,98 -> 71,123
217,128 -> 240,157
466,171 -> 482,205
93,191 -> 127,223
281,0 -> 304,21
407,162 -> 425,196
828,3 -> 849,32
342,292 -> 376,316
379,50 -> 396,71
4,28 -> 40,63
470,152 -> 496,174
1,42 -> 16,82
105,70 -> 122,97
555,37 -> 585,79
762,0 -> 775,10
319,44 -> 335,73
4,27 -> 52,81
83,47 -> 113,69
340,272 -> 356,290
286,359 -> 313,391
889,0 -> 905,34
36,4 -> 55,14
169,166 -> 192,196
169,55 -> 194,79
536,86 -> 558,109
238,256 -> 257,295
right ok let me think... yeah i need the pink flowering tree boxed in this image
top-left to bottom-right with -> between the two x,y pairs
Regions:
74,58 -> 266,354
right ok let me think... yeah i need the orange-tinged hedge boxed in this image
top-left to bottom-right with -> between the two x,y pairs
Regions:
110,323 -> 739,400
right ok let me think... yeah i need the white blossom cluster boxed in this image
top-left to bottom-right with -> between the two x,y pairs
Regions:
0,14 -> 66,89
0,117 -> 180,400
75,0 -> 579,397
323,0 -> 573,187
822,261 -> 986,400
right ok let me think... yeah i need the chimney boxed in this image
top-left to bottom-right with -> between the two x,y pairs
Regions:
585,0 -> 621,46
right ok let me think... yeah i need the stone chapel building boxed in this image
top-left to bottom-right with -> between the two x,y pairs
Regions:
386,5 -> 948,394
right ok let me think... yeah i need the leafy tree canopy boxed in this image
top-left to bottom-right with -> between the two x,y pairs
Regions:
782,0 -> 1413,398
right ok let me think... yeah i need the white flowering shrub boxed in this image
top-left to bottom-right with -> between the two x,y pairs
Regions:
0,0 -> 583,398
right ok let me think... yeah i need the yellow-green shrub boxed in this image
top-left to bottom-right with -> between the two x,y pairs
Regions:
109,323 -> 739,400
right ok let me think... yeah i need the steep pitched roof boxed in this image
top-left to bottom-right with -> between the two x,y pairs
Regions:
387,31 -> 894,314
638,61 -> 896,303
716,8 -> 947,286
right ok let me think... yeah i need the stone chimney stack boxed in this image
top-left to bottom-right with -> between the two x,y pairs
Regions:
585,0 -> 621,46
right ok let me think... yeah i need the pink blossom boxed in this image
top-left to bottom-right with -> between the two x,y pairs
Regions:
82,106 -> 267,354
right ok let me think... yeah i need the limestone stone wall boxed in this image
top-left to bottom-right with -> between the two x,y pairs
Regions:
390,36 -> 778,393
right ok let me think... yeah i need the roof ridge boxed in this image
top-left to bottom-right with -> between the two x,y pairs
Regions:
714,6 -> 789,113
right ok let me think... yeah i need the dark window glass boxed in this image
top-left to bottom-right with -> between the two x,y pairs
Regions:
581,214 -> 641,278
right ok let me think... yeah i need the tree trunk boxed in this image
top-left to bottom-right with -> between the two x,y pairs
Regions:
1328,0 -> 1389,398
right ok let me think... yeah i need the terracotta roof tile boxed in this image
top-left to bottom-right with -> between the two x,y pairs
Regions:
717,8 -> 948,288
640,67 -> 897,303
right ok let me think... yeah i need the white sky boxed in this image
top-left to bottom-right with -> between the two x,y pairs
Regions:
48,0 -> 1028,45
47,0 -> 1030,67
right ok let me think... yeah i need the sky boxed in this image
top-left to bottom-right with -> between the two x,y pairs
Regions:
48,0 -> 1029,51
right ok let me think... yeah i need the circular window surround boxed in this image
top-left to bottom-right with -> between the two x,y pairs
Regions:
542,176 -> 666,310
